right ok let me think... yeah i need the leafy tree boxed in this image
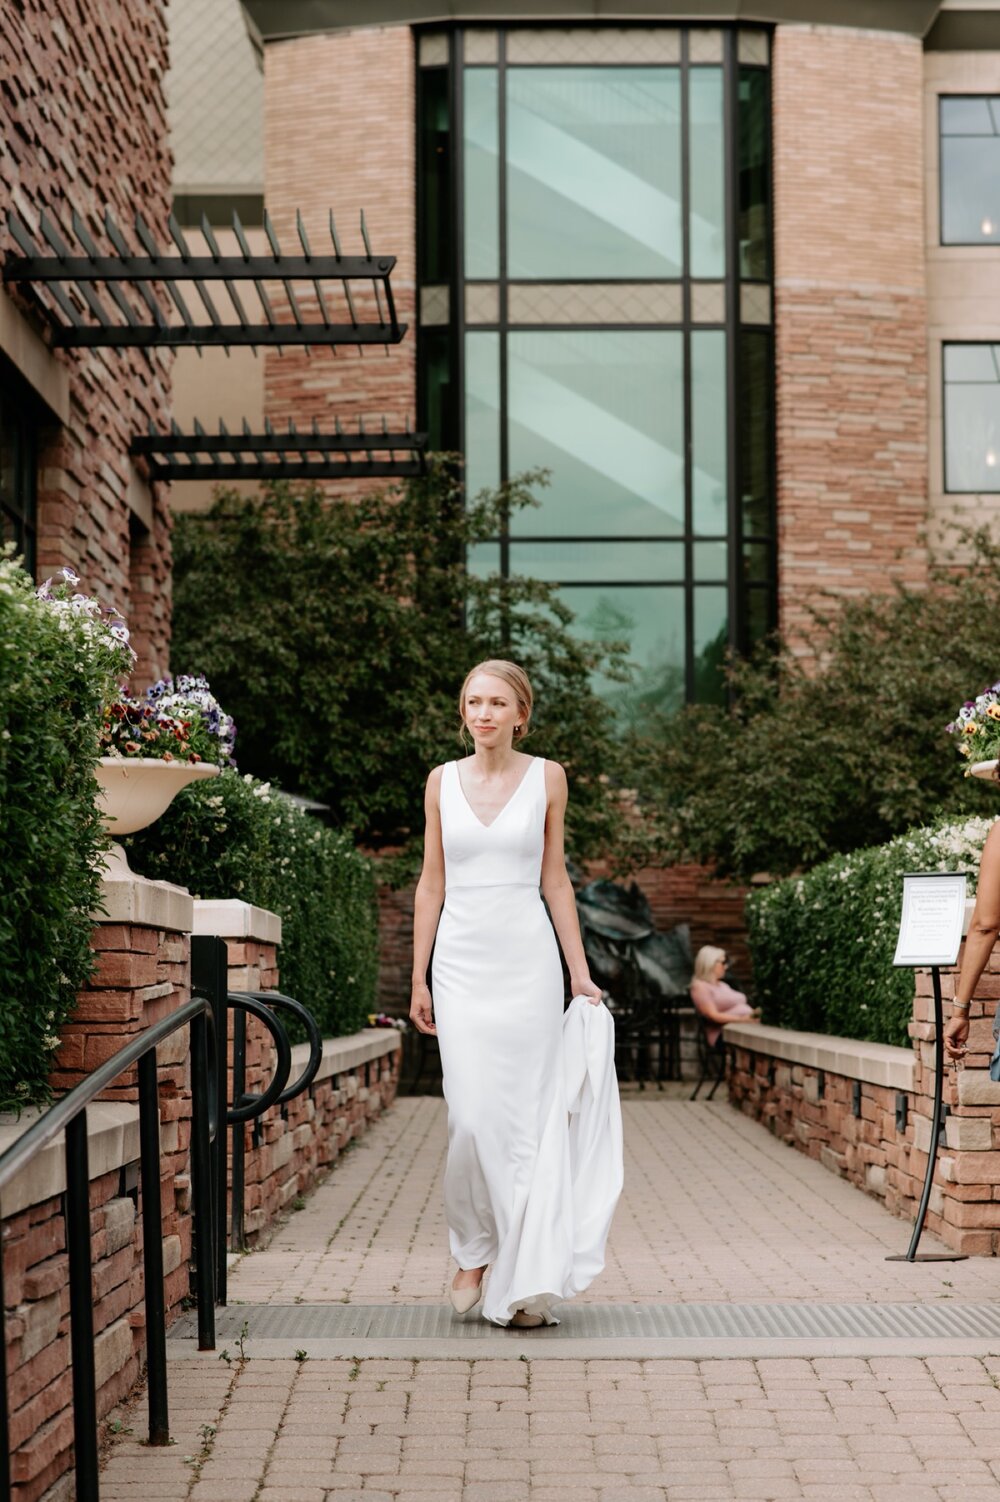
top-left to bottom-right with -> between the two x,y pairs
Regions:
170,466 -> 642,868
626,531 -> 1000,881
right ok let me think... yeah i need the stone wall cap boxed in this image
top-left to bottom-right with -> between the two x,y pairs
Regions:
191,898 -> 282,944
94,870 -> 194,932
293,1028 -> 402,1083
0,1102 -> 140,1220
725,1022 -> 915,1091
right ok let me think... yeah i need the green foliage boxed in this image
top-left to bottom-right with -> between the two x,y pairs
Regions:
746,814 -> 991,1045
0,557 -> 125,1108
628,531 -> 1000,881
125,771 -> 378,1038
169,467 -> 641,870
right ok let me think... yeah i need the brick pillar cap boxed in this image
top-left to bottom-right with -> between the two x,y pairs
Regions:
92,871 -> 194,933
191,897 -> 282,945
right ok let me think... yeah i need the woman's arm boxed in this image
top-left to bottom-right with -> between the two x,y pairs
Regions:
539,761 -> 601,1004
944,819 -> 1000,1060
410,767 -> 446,1035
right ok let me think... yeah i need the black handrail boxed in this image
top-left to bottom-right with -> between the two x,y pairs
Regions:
0,994 -> 217,1502
226,990 -> 324,1253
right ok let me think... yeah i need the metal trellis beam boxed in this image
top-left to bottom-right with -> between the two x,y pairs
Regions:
3,208 -> 406,351
131,417 -> 428,482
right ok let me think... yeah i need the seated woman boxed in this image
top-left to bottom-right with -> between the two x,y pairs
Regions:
690,946 -> 759,1046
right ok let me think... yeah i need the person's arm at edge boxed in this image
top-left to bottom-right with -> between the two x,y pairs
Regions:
944,819 -> 1000,1059
410,766 -> 445,1035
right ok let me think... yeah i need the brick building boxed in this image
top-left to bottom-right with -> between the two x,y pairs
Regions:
1,0 -> 174,685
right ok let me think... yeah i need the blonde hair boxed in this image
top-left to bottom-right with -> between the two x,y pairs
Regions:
458,660 -> 533,745
694,945 -> 727,982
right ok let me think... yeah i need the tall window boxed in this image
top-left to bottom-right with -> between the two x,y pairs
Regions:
943,344 -> 1000,492
417,26 -> 775,713
940,97 -> 1000,245
0,359 -> 40,576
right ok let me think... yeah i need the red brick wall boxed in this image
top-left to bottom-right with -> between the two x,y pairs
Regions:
772,25 -> 928,656
263,26 -> 416,462
1,0 -> 173,684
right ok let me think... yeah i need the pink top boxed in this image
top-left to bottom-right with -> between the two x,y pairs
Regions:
690,979 -> 754,1047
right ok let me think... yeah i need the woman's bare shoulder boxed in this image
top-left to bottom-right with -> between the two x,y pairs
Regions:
542,758 -> 568,791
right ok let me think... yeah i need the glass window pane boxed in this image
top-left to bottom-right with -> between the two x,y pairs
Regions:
508,541 -> 685,582
506,67 -> 682,278
694,585 -> 728,704
944,343 -> 1000,492
421,328 -> 453,451
559,584 -> 686,722
464,69 -> 499,277
940,98 -> 1000,243
941,96 -> 995,136
693,541 -> 727,581
688,67 -> 725,277
944,343 -> 1000,383
418,69 -> 451,283
746,585 -> 772,647
467,541 -> 501,578
691,329 -> 727,535
739,330 -> 774,536
741,542 -> 771,584
508,330 -> 685,536
465,332 -> 501,497
738,67 -> 770,278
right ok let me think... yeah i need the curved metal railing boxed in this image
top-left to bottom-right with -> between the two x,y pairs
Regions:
0,995 -> 218,1502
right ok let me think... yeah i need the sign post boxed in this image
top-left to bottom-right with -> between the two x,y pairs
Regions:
887,871 -> 969,1263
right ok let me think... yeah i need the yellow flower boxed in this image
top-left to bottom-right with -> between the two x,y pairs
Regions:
987,703 -> 1000,720
964,721 -> 979,735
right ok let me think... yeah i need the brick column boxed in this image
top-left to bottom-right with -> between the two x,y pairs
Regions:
911,918 -> 1000,1255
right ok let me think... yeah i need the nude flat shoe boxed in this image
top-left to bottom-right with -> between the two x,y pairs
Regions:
509,1309 -> 545,1329
449,1278 -> 483,1315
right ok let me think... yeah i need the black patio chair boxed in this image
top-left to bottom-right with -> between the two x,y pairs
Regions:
690,1000 -> 727,1101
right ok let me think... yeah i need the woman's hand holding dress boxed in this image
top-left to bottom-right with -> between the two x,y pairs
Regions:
410,982 -> 437,1035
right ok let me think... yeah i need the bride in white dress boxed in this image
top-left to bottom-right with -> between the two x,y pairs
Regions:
410,660 -> 622,1329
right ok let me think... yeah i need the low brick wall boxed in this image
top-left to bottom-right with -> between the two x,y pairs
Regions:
4,892 -> 401,1501
727,928 -> 1000,1255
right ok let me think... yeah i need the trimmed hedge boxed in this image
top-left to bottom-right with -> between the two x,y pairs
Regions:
746,814 -> 993,1047
0,561 -> 122,1109
125,772 -> 378,1039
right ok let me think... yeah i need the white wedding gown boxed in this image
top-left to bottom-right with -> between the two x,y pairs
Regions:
432,756 -> 623,1326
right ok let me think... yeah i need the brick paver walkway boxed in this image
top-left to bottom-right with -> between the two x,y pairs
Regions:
100,1097 -> 1000,1501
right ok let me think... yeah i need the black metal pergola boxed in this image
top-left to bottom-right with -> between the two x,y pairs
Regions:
131,417 -> 428,482
3,207 -> 406,350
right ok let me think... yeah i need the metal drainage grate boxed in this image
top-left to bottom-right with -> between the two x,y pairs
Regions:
171,1302 -> 1000,1343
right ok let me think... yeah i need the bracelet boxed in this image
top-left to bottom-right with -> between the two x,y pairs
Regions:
952,999 -> 971,1012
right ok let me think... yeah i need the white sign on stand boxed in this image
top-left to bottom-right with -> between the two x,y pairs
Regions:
892,871 -> 967,969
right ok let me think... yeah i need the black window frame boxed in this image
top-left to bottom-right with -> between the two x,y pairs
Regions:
0,357 -> 42,577
415,22 -> 777,706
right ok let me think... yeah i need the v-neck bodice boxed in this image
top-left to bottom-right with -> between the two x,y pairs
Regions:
440,756 -> 546,889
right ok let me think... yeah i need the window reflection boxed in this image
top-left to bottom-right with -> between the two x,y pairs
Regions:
464,69 -> 499,277
509,541 -> 686,582
418,69 -> 451,282
738,67 -> 770,278
561,584 -> 686,724
691,330 -> 728,535
944,343 -> 1000,492
465,332 -> 501,497
694,586 -> 728,704
508,330 -> 685,536
941,97 -> 1000,245
506,68 -> 682,278
688,68 -> 725,277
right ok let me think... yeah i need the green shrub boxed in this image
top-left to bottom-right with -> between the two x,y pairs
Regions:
627,531 -> 1000,881
124,771 -> 378,1038
746,814 -> 992,1046
168,468 -> 643,870
0,559 -> 128,1109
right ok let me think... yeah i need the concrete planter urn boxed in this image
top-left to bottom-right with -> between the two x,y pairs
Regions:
970,760 -> 999,781
96,756 -> 220,877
